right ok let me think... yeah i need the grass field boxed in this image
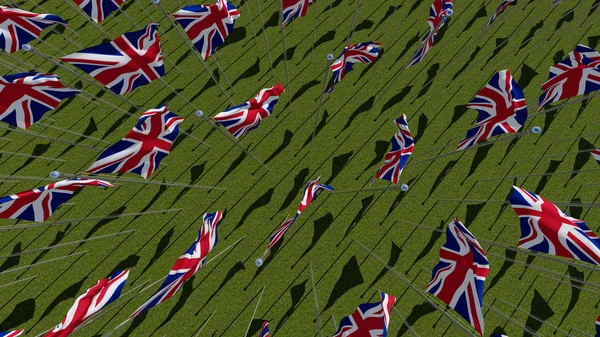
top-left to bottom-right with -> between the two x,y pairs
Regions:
0,0 -> 599,336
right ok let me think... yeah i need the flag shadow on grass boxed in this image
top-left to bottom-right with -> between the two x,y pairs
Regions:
0,243 -> 21,274
565,138 -> 595,186
36,276 -> 88,324
421,159 -> 459,205
485,248 -> 517,294
321,256 -> 364,312
407,220 -> 445,274
380,86 -> 412,115
360,242 -> 402,298
434,104 -> 468,143
461,145 -> 494,185
357,140 -> 388,180
525,290 -> 555,337
56,117 -> 99,159
291,213 -> 334,269
450,47 -> 483,84
218,26 -> 247,51
263,130 -> 294,165
390,32 -> 421,70
196,261 -> 246,315
295,110 -> 329,156
273,167 -> 309,220
121,311 -> 148,337
11,143 -> 51,175
325,152 -> 353,186
21,226 -> 71,277
459,3 -> 487,37
273,280 -> 308,335
226,188 -> 274,240
336,196 -> 375,247
481,37 -> 510,70
558,265 -> 584,328
397,301 -> 437,337
168,162 -> 207,208
232,56 -> 261,87
78,206 -> 127,245
109,254 -> 141,276
412,63 -> 439,103
300,31 -> 336,62
102,107 -> 138,140
152,275 -> 198,334
137,227 -> 175,282
0,298 -> 35,331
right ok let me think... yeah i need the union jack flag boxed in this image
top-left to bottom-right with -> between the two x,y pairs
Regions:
59,23 -> 164,95
509,186 -> 600,265
484,0 -> 513,29
591,149 -> 600,165
0,178 -> 112,223
173,0 -> 240,60
333,291 -> 396,337
538,44 -> 600,110
596,315 -> 600,337
0,73 -> 79,130
281,0 -> 314,27
374,114 -> 414,184
408,0 -> 453,67
491,334 -> 509,337
260,321 -> 270,337
457,69 -> 527,150
213,83 -> 284,139
86,106 -> 183,179
129,211 -> 223,319
45,270 -> 129,337
0,330 -> 24,337
426,218 -> 489,336
0,6 -> 66,53
328,42 -> 382,93
73,0 -> 124,23
266,215 -> 298,251
297,176 -> 334,214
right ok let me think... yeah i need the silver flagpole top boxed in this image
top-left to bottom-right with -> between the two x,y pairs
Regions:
22,44 -> 32,51
531,126 -> 542,134
255,257 -> 264,267
401,184 -> 409,192
327,54 -> 334,61
151,0 -> 160,4
445,9 -> 453,17
49,171 -> 63,179
196,110 -> 204,117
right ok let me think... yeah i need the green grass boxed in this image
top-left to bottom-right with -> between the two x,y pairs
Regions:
0,0 -> 599,336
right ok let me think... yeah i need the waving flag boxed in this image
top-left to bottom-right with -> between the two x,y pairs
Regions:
457,69 -> 527,150
86,106 -> 183,179
485,0 -> 514,29
0,178 -> 112,223
328,42 -> 381,93
509,186 -> 600,265
408,0 -> 453,67
260,321 -> 270,337
297,176 -> 334,214
129,211 -> 222,319
491,334 -> 509,337
596,316 -> 600,337
426,218 -> 489,336
60,24 -> 164,95
0,330 -> 24,337
282,0 -> 314,27
333,292 -> 396,337
173,0 -> 240,60
213,83 -> 284,139
0,73 -> 79,129
266,215 -> 298,251
591,149 -> 600,165
45,270 -> 129,337
538,44 -> 600,110
0,6 -> 66,53
374,114 -> 414,184
73,0 -> 124,23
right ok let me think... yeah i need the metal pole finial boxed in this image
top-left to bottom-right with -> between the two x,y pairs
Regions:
21,44 -> 32,51
196,110 -> 204,117
327,54 -> 334,61
49,171 -> 63,179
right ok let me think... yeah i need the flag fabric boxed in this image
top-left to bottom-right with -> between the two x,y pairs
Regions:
60,23 -> 164,95
426,218 -> 489,336
595,315 -> 600,337
281,0 -> 314,27
73,0 -> 124,23
213,83 -> 284,139
509,186 -> 600,265
491,334 -> 509,337
129,211 -> 223,319
173,0 -> 240,60
0,73 -> 79,129
0,330 -> 24,337
260,321 -> 270,337
328,42 -> 381,93
266,215 -> 298,251
44,270 -> 129,337
591,149 -> 600,165
408,0 -> 453,67
457,69 -> 527,150
333,291 -> 396,337
0,178 -> 112,223
374,114 -> 415,184
485,0 -> 514,29
86,106 -> 183,179
538,44 -> 600,110
297,176 -> 334,214
0,6 -> 67,53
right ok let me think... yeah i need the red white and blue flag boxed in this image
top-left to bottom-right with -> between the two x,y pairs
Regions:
129,211 -> 223,319
44,270 -> 129,337
266,215 -> 298,251
408,0 -> 453,67
485,0 -> 514,29
328,42 -> 381,93
297,176 -> 334,214
173,0 -> 240,61
260,321 -> 270,337
73,0 -> 124,23
509,186 -> 600,265
591,149 -> 600,165
60,23 -> 164,95
457,69 -> 527,150
281,0 -> 314,27
491,334 -> 509,337
0,6 -> 66,53
0,330 -> 24,337
426,218 -> 488,336
0,73 -> 79,129
333,291 -> 396,337
538,44 -> 600,110
86,106 -> 183,179
595,315 -> 600,337
374,114 -> 414,184
0,178 -> 112,223
213,83 -> 284,139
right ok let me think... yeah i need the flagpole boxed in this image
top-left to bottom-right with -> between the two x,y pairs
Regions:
0,275 -> 37,290
34,122 -> 111,145
152,0 -> 234,105
237,0 -> 258,46
309,54 -> 334,153
277,0 -> 293,114
243,286 -> 266,337
49,170 -> 227,191
483,304 -> 542,337
344,0 -> 363,46
196,111 -> 269,171
309,262 -> 324,337
255,215 -> 289,267
0,209 -> 181,231
476,168 -> 600,182
0,251 -> 86,276
0,124 -> 104,151
496,297 -> 571,336
311,1 -> 318,61
392,307 -> 420,337
255,0 -> 275,79
354,240 -> 477,337
331,313 -> 337,331
0,150 -> 65,163
60,0 -> 111,39
333,184 -> 409,195
193,310 -> 217,337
